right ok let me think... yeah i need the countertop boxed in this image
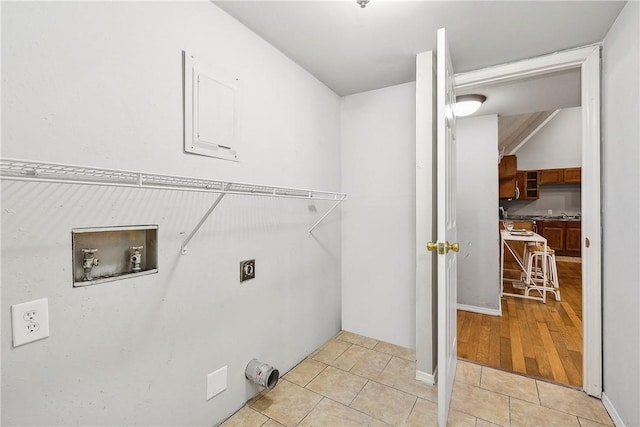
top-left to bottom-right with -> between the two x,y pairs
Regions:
502,215 -> 581,222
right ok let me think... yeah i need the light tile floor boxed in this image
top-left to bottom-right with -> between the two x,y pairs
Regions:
221,331 -> 613,426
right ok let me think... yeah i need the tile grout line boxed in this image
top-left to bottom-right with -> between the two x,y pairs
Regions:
318,353 -> 433,401
405,396 -> 419,425
300,361 -> 328,388
327,380 -> 383,421
508,396 -> 513,426
294,394 -> 325,427
237,332 -> 611,427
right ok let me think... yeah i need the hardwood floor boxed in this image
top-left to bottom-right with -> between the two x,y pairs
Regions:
457,259 -> 583,387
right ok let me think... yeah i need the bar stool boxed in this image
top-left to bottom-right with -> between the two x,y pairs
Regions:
524,245 -> 561,301
520,242 -> 538,284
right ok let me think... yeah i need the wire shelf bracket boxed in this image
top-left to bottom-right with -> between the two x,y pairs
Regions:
180,189 -> 228,255
0,158 -> 346,254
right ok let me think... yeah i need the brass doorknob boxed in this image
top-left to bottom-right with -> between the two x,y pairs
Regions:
426,242 -> 438,251
445,242 -> 459,253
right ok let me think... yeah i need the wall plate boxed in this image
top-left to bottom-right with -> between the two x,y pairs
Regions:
206,366 -> 227,401
11,298 -> 50,347
240,259 -> 255,282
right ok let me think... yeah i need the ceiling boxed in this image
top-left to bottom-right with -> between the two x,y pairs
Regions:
214,1 -> 625,97
458,68 -> 581,118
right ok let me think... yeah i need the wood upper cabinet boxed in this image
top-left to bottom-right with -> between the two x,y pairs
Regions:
499,155 -> 517,198
515,171 -> 525,199
539,169 -> 564,184
538,220 -> 581,256
539,167 -> 581,185
563,167 -> 582,183
516,170 -> 539,200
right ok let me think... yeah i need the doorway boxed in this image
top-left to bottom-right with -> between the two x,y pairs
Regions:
415,44 -> 602,401
456,74 -> 584,387
452,45 -> 602,397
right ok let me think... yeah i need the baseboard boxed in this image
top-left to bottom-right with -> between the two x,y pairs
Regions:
602,392 -> 626,427
457,303 -> 502,317
416,368 -> 437,385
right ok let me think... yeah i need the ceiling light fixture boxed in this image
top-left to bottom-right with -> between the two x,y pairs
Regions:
356,0 -> 369,8
454,94 -> 487,117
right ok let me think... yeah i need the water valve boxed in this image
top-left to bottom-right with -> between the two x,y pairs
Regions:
82,248 -> 99,281
130,246 -> 143,273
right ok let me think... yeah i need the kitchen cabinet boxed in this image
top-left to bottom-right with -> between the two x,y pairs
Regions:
539,169 -> 563,184
499,155 -> 517,198
538,220 -> 581,256
500,221 -> 534,232
539,221 -> 565,252
565,222 -> 582,256
539,167 -> 581,185
516,170 -> 539,200
563,167 -> 581,183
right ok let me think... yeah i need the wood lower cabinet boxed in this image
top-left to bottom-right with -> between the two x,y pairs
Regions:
500,221 -> 534,264
538,220 -> 581,256
539,221 -> 565,252
500,221 -> 534,232
565,222 -> 582,256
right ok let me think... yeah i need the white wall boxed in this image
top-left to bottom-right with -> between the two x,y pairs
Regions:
601,2 -> 640,426
506,107 -> 582,216
456,115 -> 500,311
515,107 -> 582,170
1,2 -> 342,426
341,82 -> 416,349
504,186 -> 581,216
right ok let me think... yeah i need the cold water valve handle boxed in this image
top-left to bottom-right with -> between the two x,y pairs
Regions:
82,248 -> 99,281
130,246 -> 143,273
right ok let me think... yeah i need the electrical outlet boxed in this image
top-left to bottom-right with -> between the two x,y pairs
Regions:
11,298 -> 50,347
24,310 -> 38,321
240,259 -> 255,282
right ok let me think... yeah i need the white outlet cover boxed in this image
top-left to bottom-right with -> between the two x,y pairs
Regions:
206,366 -> 227,401
11,298 -> 50,347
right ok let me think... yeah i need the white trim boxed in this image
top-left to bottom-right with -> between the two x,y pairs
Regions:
507,109 -> 561,155
454,44 -> 601,89
602,393 -> 627,427
457,303 -> 502,317
580,46 -> 603,398
415,50 -> 438,390
416,368 -> 437,386
72,225 -> 158,233
454,44 -> 602,398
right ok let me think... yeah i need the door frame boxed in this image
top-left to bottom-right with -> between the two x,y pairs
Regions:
454,44 -> 602,397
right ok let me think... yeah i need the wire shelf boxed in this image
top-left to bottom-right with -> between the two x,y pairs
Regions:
0,158 -> 346,201
1,158 -> 346,250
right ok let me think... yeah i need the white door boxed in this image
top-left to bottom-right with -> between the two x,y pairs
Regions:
436,27 -> 458,427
